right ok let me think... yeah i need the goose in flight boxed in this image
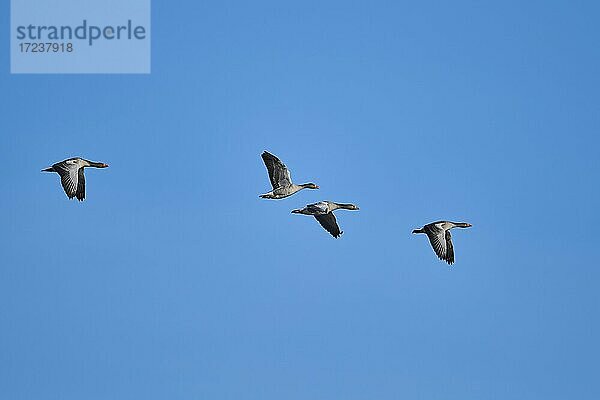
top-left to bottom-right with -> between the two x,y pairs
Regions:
412,221 -> 472,265
292,201 -> 359,238
42,157 -> 109,201
259,151 -> 319,199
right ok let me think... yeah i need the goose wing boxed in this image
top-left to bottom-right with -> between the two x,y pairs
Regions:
76,168 -> 86,201
52,161 -> 81,200
314,213 -> 342,238
445,230 -> 455,264
424,224 -> 454,264
261,151 -> 292,189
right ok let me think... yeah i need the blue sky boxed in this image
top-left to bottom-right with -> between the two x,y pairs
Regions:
1,1 -> 599,399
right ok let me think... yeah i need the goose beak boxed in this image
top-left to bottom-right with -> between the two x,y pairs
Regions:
101,163 -> 109,168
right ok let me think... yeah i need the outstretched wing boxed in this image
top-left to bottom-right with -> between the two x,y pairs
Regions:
445,230 -> 455,264
424,224 -> 453,264
261,151 -> 292,189
76,168 -> 86,201
314,213 -> 342,238
53,161 -> 80,200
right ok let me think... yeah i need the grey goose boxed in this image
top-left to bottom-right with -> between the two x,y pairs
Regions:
412,221 -> 472,264
42,157 -> 108,201
259,151 -> 318,199
292,201 -> 359,238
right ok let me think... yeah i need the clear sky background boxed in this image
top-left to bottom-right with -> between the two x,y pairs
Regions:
1,1 -> 599,399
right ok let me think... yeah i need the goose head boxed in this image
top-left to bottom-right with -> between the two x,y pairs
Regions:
82,159 -> 109,168
302,183 -> 319,190
90,162 -> 109,168
333,202 -> 359,211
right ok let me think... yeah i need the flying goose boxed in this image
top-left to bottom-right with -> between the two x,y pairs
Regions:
412,221 -> 472,265
259,151 -> 319,199
292,201 -> 359,238
42,157 -> 109,201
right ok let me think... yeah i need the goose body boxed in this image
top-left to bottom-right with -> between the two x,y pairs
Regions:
412,221 -> 472,265
42,157 -> 108,201
292,201 -> 359,238
259,151 -> 318,199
